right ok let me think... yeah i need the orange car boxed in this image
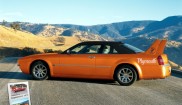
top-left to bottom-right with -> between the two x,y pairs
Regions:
18,39 -> 171,86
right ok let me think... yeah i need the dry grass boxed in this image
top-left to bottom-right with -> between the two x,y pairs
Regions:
37,25 -> 65,36
0,25 -> 108,58
0,25 -> 81,52
0,26 -> 55,50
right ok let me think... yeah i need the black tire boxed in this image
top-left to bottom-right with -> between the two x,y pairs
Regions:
114,65 -> 137,86
31,61 -> 49,80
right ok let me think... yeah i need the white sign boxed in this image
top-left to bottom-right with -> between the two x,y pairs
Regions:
137,58 -> 157,65
8,81 -> 31,105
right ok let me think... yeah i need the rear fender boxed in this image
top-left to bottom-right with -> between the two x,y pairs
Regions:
113,60 -> 143,79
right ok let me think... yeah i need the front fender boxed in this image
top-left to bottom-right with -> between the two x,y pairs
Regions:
29,57 -> 59,77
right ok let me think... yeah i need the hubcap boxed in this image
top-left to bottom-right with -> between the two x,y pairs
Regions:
33,64 -> 47,79
118,68 -> 133,83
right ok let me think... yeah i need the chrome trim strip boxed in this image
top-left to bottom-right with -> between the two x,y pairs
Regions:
62,64 -> 92,67
96,66 -> 112,68
53,64 -> 94,67
53,64 -> 111,68
53,64 -> 62,66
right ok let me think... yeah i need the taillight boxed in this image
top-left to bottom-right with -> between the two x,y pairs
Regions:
157,55 -> 164,65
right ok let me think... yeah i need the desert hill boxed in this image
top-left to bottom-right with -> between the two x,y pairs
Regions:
0,25 -> 108,52
0,25 -> 55,50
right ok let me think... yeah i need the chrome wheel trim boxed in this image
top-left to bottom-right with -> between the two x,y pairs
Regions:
118,68 -> 133,83
33,64 -> 47,79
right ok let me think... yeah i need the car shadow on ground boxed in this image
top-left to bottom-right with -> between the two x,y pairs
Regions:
0,71 -> 32,80
0,71 -> 119,85
0,71 -> 181,86
49,77 -> 119,86
171,70 -> 182,78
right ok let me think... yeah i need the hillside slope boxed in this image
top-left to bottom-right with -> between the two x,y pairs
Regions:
56,21 -> 154,40
136,16 -> 182,41
0,25 -> 108,52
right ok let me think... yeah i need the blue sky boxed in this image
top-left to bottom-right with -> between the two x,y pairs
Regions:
0,0 -> 181,25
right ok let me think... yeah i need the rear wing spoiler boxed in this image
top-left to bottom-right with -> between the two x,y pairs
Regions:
145,39 -> 167,55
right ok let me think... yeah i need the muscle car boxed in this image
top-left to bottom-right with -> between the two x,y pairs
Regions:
18,39 -> 171,86
11,84 -> 27,92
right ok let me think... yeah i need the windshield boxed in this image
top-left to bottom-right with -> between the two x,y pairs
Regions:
123,44 -> 144,53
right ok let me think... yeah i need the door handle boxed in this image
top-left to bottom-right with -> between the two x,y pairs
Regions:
88,56 -> 95,59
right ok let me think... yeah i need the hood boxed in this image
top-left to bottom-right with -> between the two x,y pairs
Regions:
19,53 -> 58,60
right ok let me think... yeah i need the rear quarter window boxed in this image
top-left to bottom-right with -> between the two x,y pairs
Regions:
123,44 -> 144,53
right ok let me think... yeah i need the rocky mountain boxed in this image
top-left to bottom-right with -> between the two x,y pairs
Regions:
123,16 -> 182,65
55,21 -> 154,40
19,23 -> 108,41
1,16 -> 182,65
2,16 -> 182,41
3,21 -> 154,40
135,16 -> 182,41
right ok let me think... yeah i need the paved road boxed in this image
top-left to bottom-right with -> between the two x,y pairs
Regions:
0,57 -> 182,105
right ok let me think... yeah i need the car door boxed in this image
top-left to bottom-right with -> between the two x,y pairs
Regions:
58,44 -> 102,78
94,45 -> 119,78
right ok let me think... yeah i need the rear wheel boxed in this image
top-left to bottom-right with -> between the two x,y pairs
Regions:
31,61 -> 49,80
114,65 -> 137,86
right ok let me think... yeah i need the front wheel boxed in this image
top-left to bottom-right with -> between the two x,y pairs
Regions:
31,61 -> 49,80
114,65 -> 137,86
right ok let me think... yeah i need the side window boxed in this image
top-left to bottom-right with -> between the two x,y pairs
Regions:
70,45 -> 86,54
83,45 -> 101,54
101,45 -> 118,54
70,44 -> 102,54
113,48 -> 118,54
102,45 -> 111,54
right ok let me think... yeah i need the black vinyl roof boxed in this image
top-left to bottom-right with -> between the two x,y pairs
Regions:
62,41 -> 137,54
80,41 -> 123,44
